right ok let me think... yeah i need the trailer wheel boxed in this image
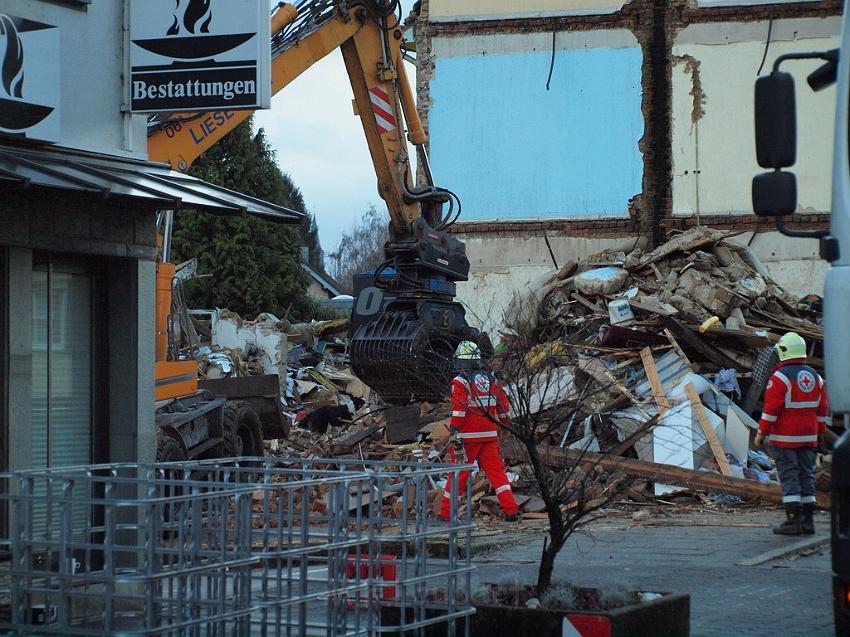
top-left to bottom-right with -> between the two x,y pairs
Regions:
222,401 -> 264,459
156,431 -> 187,463
156,431 -> 186,539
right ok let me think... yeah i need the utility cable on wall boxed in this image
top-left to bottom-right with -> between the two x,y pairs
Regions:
757,18 -> 774,76
546,30 -> 557,90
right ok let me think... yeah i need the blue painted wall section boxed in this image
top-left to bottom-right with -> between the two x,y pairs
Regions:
430,47 -> 644,220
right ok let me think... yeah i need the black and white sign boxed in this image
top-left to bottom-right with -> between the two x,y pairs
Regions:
130,0 -> 271,113
0,14 -> 60,143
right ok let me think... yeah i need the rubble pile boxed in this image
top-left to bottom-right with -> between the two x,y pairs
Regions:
174,226 -> 833,522
496,226 -> 831,511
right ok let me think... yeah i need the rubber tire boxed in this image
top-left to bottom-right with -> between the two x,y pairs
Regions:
222,401 -> 264,459
156,431 -> 187,463
155,432 -> 187,539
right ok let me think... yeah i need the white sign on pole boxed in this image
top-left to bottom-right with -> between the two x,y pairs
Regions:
130,0 -> 271,113
0,14 -> 61,143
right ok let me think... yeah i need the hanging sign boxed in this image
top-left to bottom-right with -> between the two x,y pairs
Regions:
0,14 -> 61,143
130,0 -> 271,113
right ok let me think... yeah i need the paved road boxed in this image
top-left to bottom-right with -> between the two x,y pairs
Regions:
469,509 -> 833,636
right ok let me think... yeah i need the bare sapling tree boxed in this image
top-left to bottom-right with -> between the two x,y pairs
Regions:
454,299 -> 653,596
328,204 -> 389,293
498,340 -> 644,594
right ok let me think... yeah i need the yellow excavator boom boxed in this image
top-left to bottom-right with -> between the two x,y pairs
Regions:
150,1 -> 484,404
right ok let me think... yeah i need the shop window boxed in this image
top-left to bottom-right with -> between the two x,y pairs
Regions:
31,263 -> 93,470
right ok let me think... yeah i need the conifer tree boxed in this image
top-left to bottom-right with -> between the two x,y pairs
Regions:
171,116 -> 313,320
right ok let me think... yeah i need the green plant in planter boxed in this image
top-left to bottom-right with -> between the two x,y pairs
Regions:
495,576 -> 530,607
470,585 -> 498,607
540,581 -> 642,612
539,581 -> 576,610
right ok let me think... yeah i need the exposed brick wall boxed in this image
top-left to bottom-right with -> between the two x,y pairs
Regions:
418,0 -> 840,246
412,0 -> 434,186
450,217 -> 638,239
428,6 -> 637,36
680,1 -> 841,25
665,213 -> 830,232
450,213 -> 829,238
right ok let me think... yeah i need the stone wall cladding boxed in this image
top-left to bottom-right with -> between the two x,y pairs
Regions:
418,0 -> 840,244
0,190 -> 158,260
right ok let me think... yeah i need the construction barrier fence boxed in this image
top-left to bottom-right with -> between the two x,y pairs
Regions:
0,456 -> 474,636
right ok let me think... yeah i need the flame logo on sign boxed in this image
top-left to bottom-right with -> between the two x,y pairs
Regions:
133,0 -> 254,61
0,14 -> 54,132
0,15 -> 24,99
166,0 -> 212,36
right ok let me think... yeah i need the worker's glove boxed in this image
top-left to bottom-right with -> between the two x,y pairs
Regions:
754,433 -> 765,450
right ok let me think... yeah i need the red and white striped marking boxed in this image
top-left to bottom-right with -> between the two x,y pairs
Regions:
369,85 -> 396,135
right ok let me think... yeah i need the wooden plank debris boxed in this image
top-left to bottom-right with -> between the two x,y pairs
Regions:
608,413 -> 660,457
640,347 -> 670,414
663,328 -> 692,367
629,298 -> 678,316
500,440 -> 830,509
666,318 -> 745,371
686,383 -> 733,477
571,291 -> 605,313
335,425 -> 383,450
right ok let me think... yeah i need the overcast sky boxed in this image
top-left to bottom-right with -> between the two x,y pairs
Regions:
254,3 -> 412,258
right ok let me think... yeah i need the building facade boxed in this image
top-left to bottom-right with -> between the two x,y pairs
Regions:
414,0 -> 839,331
0,1 -> 157,494
0,0 -> 297,533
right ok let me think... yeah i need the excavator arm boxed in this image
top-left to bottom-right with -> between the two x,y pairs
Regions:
148,0 -> 485,403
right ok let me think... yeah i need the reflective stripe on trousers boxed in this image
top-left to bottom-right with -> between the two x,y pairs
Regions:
457,431 -> 498,440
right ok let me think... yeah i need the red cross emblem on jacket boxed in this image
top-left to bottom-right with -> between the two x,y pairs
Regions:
758,358 -> 830,448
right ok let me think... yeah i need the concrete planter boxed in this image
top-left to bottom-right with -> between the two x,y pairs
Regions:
470,592 -> 690,637
381,589 -> 689,637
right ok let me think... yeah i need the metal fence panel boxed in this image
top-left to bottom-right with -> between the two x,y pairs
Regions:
0,457 -> 474,636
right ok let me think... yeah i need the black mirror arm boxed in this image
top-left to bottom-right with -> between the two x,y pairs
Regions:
776,215 -> 829,239
772,50 -> 839,74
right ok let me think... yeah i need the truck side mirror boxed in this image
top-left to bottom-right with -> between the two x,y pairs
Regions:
755,71 -> 796,168
752,171 -> 797,216
750,49 -> 833,247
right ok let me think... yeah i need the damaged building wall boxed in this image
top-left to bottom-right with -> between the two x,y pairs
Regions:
671,18 -> 839,218
429,30 -> 643,221
669,16 -> 840,294
416,0 -> 841,330
458,233 -> 641,332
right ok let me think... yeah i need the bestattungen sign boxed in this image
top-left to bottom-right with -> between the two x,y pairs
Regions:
130,0 -> 270,113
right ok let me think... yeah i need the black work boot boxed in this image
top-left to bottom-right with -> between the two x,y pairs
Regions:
773,503 -> 803,535
801,503 -> 816,535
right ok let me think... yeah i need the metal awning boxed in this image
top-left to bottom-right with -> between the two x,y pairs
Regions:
0,144 -> 304,223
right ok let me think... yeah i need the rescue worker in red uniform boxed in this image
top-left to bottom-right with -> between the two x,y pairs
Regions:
756,332 -> 829,535
439,341 -> 520,522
